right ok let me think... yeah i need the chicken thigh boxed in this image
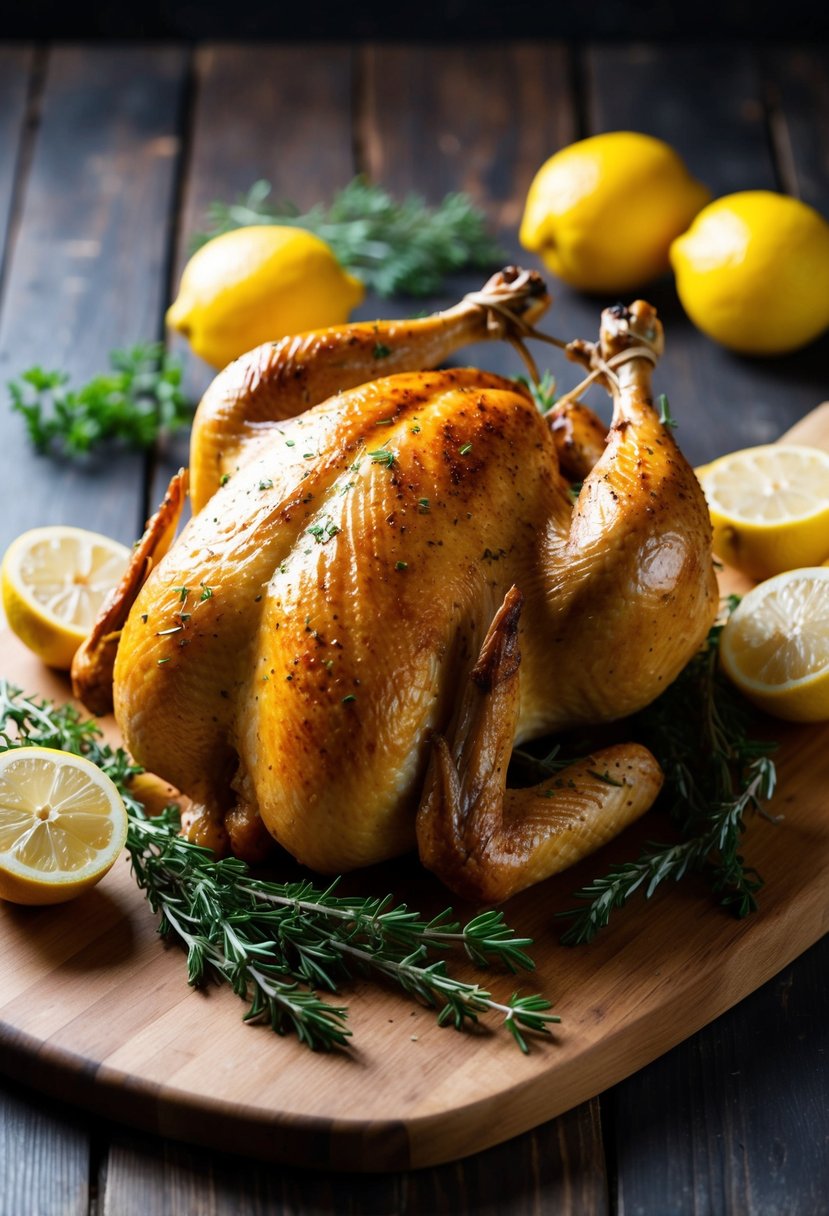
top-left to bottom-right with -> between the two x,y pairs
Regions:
73,270 -> 717,902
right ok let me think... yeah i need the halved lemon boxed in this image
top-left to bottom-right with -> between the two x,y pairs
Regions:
720,568 -> 829,722
0,747 -> 128,904
697,444 -> 829,580
1,526 -> 131,669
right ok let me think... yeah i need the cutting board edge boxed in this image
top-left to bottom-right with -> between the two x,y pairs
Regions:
1,889 -> 825,1172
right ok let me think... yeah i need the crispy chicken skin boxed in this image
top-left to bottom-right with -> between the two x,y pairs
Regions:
73,270 -> 717,902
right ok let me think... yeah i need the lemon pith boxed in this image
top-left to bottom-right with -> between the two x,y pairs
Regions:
520,131 -> 709,293
0,747 -> 128,905
670,191 -> 829,355
1,526 -> 131,670
720,568 -> 829,722
166,225 -> 365,369
698,444 -> 829,580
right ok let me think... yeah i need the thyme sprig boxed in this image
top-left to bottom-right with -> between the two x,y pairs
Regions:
0,681 -> 557,1052
558,600 -> 778,945
193,177 -> 504,298
8,344 -> 190,459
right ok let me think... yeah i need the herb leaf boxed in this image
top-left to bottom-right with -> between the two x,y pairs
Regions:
8,344 -> 190,459
0,681 -> 555,1052
557,603 -> 777,945
193,177 -> 504,298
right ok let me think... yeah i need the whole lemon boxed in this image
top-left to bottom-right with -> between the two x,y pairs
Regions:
670,192 -> 829,355
167,226 -> 365,368
519,132 -> 710,293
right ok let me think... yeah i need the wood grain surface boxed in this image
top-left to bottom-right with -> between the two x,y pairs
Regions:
1,407 -> 827,1172
0,37 -> 827,1216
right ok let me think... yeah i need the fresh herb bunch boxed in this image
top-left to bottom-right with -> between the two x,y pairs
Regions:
193,177 -> 505,298
8,343 -> 190,459
558,599 -> 778,945
0,681 -> 557,1052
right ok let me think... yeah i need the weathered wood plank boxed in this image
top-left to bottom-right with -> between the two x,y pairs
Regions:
586,42 -> 829,1216
152,41 -> 356,506
103,1102 -> 607,1214
611,936 -> 829,1216
358,43 -> 596,379
0,47 -> 35,279
763,47 -> 829,209
585,43 -> 829,468
0,45 -> 188,552
0,1077 -> 89,1216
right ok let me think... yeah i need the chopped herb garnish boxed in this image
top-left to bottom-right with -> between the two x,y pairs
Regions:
411,423 -> 421,435
285,439 -> 295,447
418,497 -> 430,512
341,694 -> 357,704
658,394 -> 678,429
373,343 -> 392,359
157,657 -> 171,665
258,478 -> 274,491
369,448 -> 396,469
220,473 -> 231,486
176,587 -> 188,603
200,584 -> 213,602
587,769 -> 625,788
395,560 -> 408,571
459,442 -> 473,456
308,519 -> 341,544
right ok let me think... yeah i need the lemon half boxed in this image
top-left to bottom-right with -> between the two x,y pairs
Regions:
0,747 -> 128,904
720,568 -> 829,722
698,444 -> 829,580
2,526 -> 130,670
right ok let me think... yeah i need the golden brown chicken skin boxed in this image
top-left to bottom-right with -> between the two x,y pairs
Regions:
75,272 -> 717,902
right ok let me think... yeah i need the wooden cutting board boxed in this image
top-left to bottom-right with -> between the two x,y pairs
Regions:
1,410 -> 828,1173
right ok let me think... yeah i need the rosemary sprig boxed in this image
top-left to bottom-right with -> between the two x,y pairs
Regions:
8,343 -> 190,460
0,681 -> 557,1052
515,371 -> 557,414
193,177 -> 504,298
558,601 -> 778,945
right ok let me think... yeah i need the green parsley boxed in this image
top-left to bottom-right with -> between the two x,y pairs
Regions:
8,343 -> 190,459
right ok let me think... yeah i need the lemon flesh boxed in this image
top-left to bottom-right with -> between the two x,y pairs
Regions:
0,747 -> 128,904
698,444 -> 829,580
721,568 -> 829,722
670,191 -> 829,355
520,132 -> 709,293
1,526 -> 131,670
166,225 -> 366,369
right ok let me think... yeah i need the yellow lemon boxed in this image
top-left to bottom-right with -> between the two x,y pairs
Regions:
697,444 -> 829,580
2,526 -> 131,670
720,568 -> 829,722
519,132 -> 709,293
0,747 -> 128,904
166,226 -> 365,368
670,191 -> 829,355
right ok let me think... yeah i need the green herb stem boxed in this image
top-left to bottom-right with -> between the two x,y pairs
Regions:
193,177 -> 504,298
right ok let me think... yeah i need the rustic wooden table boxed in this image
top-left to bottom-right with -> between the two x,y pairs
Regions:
0,42 -> 827,1216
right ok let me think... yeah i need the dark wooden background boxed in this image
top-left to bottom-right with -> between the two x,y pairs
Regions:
0,43 -> 827,1215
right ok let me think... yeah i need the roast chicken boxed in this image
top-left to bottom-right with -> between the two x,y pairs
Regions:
73,269 -> 718,902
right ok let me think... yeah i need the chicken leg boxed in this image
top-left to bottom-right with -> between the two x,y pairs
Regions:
416,586 -> 663,903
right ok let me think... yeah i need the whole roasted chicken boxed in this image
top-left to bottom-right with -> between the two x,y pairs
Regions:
73,269 -> 717,902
